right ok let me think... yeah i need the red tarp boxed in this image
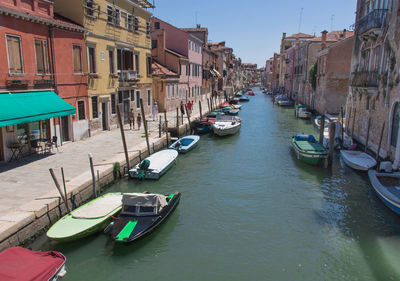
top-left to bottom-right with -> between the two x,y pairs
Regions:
0,247 -> 65,281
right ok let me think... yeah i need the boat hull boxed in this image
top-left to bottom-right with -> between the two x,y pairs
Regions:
129,150 -> 178,179
213,123 -> 241,136
111,193 -> 181,243
169,135 -> 200,153
340,150 -> 377,171
368,170 -> 400,215
291,136 -> 328,165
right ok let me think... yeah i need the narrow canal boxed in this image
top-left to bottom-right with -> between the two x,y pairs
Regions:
33,88 -> 400,281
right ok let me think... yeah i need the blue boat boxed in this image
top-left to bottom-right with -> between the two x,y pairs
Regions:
368,170 -> 400,215
239,96 -> 249,102
169,135 -> 200,153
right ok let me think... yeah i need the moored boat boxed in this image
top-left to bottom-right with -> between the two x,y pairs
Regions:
129,150 -> 178,180
340,150 -> 377,171
291,134 -> 328,165
192,120 -> 212,134
169,135 -> 200,153
239,96 -> 250,102
0,247 -> 67,280
296,105 -> 312,119
46,192 -> 123,242
235,91 -> 243,97
248,91 -> 255,96
110,192 -> 181,243
212,115 -> 241,136
368,170 -> 400,215
232,104 -> 242,110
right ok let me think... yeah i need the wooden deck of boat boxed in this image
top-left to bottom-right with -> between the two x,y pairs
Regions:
295,141 -> 326,153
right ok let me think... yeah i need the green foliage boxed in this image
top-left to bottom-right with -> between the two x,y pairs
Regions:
309,63 -> 317,91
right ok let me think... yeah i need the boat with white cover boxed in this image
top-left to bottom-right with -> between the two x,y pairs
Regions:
129,149 -> 178,180
169,135 -> 200,153
368,170 -> 400,215
212,115 -> 241,136
340,150 -> 377,171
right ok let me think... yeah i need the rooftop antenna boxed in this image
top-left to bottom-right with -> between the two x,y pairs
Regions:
298,8 -> 304,33
330,14 -> 335,31
195,11 -> 198,26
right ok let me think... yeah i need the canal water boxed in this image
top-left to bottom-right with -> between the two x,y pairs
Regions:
33,88 -> 400,281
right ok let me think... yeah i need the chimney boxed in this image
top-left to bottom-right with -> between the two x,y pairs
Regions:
196,24 -> 201,28
321,30 -> 328,50
342,29 -> 347,39
282,32 -> 286,40
156,29 -> 166,64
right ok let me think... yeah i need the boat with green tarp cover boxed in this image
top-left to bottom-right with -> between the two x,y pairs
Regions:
46,193 -> 123,242
110,192 -> 181,243
291,134 -> 328,165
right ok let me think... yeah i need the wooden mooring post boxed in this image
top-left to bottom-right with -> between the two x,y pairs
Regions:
60,167 -> 70,213
116,105 -> 130,171
340,107 -> 344,148
88,153 -> 97,197
49,168 -> 70,213
176,108 -> 179,138
185,104 -> 192,134
346,107 -> 352,134
376,122 -> 385,161
199,100 -> 203,119
207,98 -> 211,113
351,108 -> 356,137
164,111 -> 169,146
325,122 -> 336,168
365,117 -> 371,153
319,115 -> 325,144
140,98 -> 151,154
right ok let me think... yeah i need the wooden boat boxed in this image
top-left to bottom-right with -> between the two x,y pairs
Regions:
239,96 -> 250,102
46,193 -> 122,242
296,105 -> 312,119
232,104 -> 242,110
129,149 -> 178,180
229,98 -> 240,104
248,91 -> 255,96
368,170 -> 400,215
277,98 -> 294,107
110,192 -> 181,243
340,150 -> 377,171
192,120 -> 212,134
227,109 -> 240,115
169,135 -> 200,153
0,247 -> 67,280
235,91 -> 243,97
213,115 -> 241,136
291,134 -> 328,165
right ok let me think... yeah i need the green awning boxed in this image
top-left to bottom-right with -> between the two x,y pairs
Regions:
0,91 -> 76,127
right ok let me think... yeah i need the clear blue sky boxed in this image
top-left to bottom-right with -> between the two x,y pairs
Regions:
151,0 -> 357,67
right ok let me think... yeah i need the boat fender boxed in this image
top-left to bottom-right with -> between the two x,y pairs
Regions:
103,222 -> 114,234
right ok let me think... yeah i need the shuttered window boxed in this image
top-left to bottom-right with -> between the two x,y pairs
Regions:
34,39 -> 50,74
88,46 -> 96,74
77,100 -> 86,120
6,35 -> 23,74
73,45 -> 83,73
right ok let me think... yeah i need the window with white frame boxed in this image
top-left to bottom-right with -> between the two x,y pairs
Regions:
172,84 -> 175,98
92,96 -> 99,118
6,35 -> 24,74
73,44 -> 83,73
127,14 -> 133,30
87,46 -> 96,74
167,85 -> 170,99
146,21 -> 150,36
85,0 -> 94,16
134,16 -> 139,32
107,5 -> 113,24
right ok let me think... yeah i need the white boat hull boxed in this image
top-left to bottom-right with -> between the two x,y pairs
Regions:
169,135 -> 200,153
213,122 -> 241,136
129,150 -> 178,179
340,150 -> 377,171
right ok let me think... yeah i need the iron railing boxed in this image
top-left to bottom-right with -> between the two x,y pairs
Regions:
351,71 -> 379,88
356,9 -> 388,36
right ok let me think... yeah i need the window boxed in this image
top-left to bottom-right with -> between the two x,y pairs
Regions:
77,100 -> 86,120
135,53 -> 140,74
136,91 -> 140,108
85,0 -> 94,16
154,21 -> 160,29
130,90 -> 135,101
91,96 -> 98,118
107,5 -> 113,24
118,91 -> 123,103
176,85 -> 178,99
139,206 -> 155,214
152,40 -> 157,49
134,16 -> 139,32
34,39 -> 50,75
146,56 -> 152,76
147,90 -> 151,106
117,49 -> 134,71
186,64 -> 189,75
146,21 -> 150,36
127,14 -> 133,30
73,45 -> 83,73
88,46 -> 96,73
172,84 -> 175,98
391,103 -> 400,147
109,50 -> 115,74
111,94 -> 116,114
123,90 -> 129,100
6,35 -> 23,74
167,85 -> 170,99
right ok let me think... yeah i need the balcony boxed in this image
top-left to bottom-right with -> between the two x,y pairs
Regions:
118,70 -> 138,83
351,71 -> 379,93
356,9 -> 387,38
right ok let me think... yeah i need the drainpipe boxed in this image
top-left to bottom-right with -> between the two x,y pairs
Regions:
49,25 -> 60,145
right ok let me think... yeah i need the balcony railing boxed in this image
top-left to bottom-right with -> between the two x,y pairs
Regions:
351,71 -> 379,88
356,9 -> 388,36
118,70 -> 138,82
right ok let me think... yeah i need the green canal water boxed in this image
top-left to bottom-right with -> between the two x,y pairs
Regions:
33,88 -> 400,280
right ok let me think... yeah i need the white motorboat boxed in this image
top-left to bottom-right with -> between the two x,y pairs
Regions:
169,135 -> 200,153
368,170 -> 400,215
129,150 -> 178,180
340,150 -> 377,171
297,107 -> 312,119
232,104 -> 242,110
212,115 -> 241,136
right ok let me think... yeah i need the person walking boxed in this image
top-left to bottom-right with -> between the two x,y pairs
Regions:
129,109 -> 135,130
136,113 -> 142,130
187,100 -> 193,114
152,102 -> 158,121
180,101 -> 185,116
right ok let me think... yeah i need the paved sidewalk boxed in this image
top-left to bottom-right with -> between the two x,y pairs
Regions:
0,98 -> 216,215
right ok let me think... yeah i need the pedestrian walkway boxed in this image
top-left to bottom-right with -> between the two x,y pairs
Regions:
0,97 -> 218,215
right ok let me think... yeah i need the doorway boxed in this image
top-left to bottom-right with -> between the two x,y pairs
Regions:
60,116 -> 70,142
102,102 -> 108,131
123,100 -> 130,124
